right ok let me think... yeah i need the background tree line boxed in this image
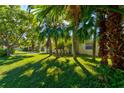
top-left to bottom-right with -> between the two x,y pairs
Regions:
0,5 -> 124,69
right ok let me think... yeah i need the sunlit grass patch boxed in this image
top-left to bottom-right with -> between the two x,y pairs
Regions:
77,57 -> 98,75
82,65 -> 98,75
47,66 -> 63,81
74,66 -> 86,78
47,66 -> 63,76
0,74 -> 7,80
21,68 -> 34,77
0,51 -> 49,76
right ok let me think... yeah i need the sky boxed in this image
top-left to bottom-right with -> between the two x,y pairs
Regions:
21,5 -> 28,11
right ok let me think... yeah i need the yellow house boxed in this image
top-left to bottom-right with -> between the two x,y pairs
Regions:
78,40 -> 99,56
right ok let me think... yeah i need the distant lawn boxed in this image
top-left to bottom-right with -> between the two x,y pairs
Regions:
0,51 -> 124,88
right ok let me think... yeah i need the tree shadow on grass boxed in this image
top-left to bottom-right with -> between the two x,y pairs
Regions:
36,55 -> 52,63
0,55 -> 34,66
0,57 -> 76,87
0,56 -> 113,88
0,57 -> 60,88
79,55 -> 100,64
74,58 -> 92,76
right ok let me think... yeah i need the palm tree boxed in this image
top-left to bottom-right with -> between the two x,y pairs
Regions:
98,12 -> 109,65
68,5 -> 81,59
95,5 -> 124,67
38,20 -> 52,55
77,9 -> 97,61
92,26 -> 97,61
96,5 -> 124,67
29,5 -> 124,66
106,5 -> 124,69
28,5 -> 82,59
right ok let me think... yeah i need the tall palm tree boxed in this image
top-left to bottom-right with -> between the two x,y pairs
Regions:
92,26 -> 97,61
77,9 -> 97,61
38,19 -> 52,55
69,5 -> 81,59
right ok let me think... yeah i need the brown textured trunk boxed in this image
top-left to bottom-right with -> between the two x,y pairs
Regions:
106,6 -> 124,69
72,30 -> 77,59
98,13 -> 109,65
70,5 -> 80,59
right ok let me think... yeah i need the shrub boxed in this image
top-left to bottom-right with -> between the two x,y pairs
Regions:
96,65 -> 124,87
0,48 -> 7,57
22,47 -> 30,51
10,48 -> 15,54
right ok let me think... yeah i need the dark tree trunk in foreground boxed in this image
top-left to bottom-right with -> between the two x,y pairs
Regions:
106,6 -> 124,69
99,14 -> 109,65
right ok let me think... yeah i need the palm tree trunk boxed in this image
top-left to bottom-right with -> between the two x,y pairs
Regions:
92,29 -> 97,61
37,40 -> 41,52
55,39 -> 58,57
46,36 -> 50,54
106,5 -> 124,69
70,5 -> 80,60
31,40 -> 35,52
38,41 -> 42,52
72,30 -> 77,59
98,13 -> 109,65
62,47 -> 65,56
49,38 -> 52,55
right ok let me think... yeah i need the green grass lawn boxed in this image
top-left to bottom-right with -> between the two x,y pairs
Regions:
0,51 -> 124,88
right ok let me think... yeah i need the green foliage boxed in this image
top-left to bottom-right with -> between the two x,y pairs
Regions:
0,6 -> 32,53
96,65 -> 124,87
0,48 -> 7,57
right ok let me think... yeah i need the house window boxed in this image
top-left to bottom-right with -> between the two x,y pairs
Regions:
85,43 -> 93,50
